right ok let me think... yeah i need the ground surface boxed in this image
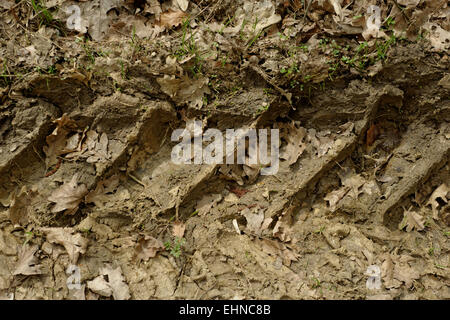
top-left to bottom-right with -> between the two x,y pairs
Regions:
0,0 -> 449,300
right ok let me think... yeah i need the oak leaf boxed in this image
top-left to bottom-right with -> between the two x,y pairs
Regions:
48,174 -> 88,215
13,244 -> 43,276
134,235 -> 165,262
85,175 -> 120,208
158,9 -> 188,29
41,227 -> 88,264
398,207 -> 425,232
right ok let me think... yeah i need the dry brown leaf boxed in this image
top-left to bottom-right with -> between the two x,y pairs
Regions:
279,122 -> 307,165
87,265 -> 130,300
0,0 -> 14,9
43,114 -> 78,168
157,75 -> 210,108
41,227 -> 88,264
13,244 -> 43,276
223,0 -> 281,36
423,22 -> 450,52
260,239 -> 299,266
176,0 -> 189,11
242,208 -> 265,235
426,183 -> 449,220
398,207 -> 425,232
48,174 -> 88,215
172,221 -> 186,238
397,0 -> 420,7
65,130 -> 110,164
144,0 -> 162,16
338,167 -> 366,198
85,175 -> 120,208
307,129 -> 334,157
273,218 -> 293,242
134,235 -> 165,262
391,254 -> 421,288
158,9 -> 188,29
100,265 -> 130,300
329,0 -> 343,21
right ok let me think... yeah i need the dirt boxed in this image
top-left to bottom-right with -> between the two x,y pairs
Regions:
0,0 -> 449,300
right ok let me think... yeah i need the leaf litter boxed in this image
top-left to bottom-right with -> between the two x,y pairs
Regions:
0,0 -> 449,300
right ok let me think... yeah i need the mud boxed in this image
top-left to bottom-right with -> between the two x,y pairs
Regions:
0,0 -> 449,300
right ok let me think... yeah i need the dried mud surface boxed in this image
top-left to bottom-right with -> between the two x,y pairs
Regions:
0,0 -> 449,300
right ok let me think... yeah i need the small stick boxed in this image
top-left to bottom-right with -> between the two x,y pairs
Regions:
127,172 -> 146,187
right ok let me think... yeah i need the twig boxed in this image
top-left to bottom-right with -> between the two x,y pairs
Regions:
127,172 -> 146,187
0,0 -> 24,17
303,0 -> 312,21
250,64 -> 293,107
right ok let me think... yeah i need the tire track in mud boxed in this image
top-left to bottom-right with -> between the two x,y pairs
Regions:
0,44 -> 449,299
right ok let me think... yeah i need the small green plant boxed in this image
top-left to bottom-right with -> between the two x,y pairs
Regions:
190,210 -> 199,217
341,55 -> 355,66
298,44 -> 309,53
257,104 -> 269,113
385,16 -> 396,29
130,26 -> 143,54
164,237 -> 186,258
47,65 -> 57,74
174,18 -> 204,76
218,14 -> 235,35
311,277 -> 321,288
263,87 -> 273,95
303,75 -> 312,82
24,231 -> 34,245
239,18 -> 248,40
319,38 -> 329,48
1,62 -> 11,86
247,29 -> 264,48
277,32 -> 288,41
120,60 -> 127,80
376,35 -> 397,61
30,0 -> 54,27
290,79 -> 299,88
280,63 -> 298,76
220,53 -> 229,67
332,49 -> 341,57
315,226 -> 325,235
